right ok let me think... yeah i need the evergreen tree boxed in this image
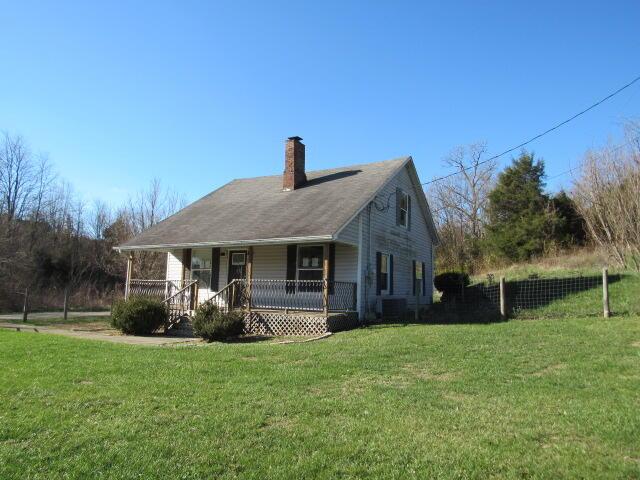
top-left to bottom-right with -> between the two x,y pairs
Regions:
550,190 -> 587,247
485,152 -> 552,261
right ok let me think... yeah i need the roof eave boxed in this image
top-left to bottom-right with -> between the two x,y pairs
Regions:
113,234 -> 335,253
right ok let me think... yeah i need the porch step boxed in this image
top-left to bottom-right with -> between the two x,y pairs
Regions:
166,316 -> 195,338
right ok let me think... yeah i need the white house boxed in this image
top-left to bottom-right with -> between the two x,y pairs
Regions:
117,137 -> 439,335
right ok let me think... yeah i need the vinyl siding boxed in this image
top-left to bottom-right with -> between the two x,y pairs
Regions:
166,250 -> 183,281
358,164 -> 434,315
252,245 -> 287,280
334,243 -> 358,282
335,217 -> 360,245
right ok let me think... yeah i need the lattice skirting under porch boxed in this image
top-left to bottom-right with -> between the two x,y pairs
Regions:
244,311 -> 360,336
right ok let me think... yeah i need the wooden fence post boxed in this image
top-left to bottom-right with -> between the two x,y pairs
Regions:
602,268 -> 610,318
22,287 -> 29,322
63,286 -> 69,320
499,276 -> 507,320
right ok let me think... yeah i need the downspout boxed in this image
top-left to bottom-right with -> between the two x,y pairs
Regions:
366,202 -> 372,315
356,213 -> 363,320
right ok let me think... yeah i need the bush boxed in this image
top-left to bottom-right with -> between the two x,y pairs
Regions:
111,297 -> 167,335
192,302 -> 244,341
434,272 -> 470,302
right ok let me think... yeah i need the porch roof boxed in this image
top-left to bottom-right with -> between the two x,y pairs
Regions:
117,157 -> 410,251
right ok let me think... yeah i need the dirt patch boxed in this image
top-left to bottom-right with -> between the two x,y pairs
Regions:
442,392 -> 472,402
258,415 -> 297,431
340,376 -> 371,396
70,322 -> 115,332
337,366 -> 458,396
631,341 -> 640,348
402,363 -> 457,381
531,363 -> 567,377
0,322 -> 201,346
273,333 -> 332,344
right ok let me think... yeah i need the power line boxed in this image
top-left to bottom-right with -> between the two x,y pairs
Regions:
547,167 -> 579,181
422,74 -> 640,187
546,135 -> 640,181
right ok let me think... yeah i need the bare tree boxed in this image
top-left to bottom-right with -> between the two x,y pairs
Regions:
89,200 -> 112,240
427,142 -> 497,272
0,133 -> 57,296
122,178 -> 186,278
572,120 -> 640,270
0,132 -> 36,222
0,131 -> 191,311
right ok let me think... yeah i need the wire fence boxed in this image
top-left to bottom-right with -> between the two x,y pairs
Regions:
429,271 -> 635,323
507,274 -> 607,318
2,284 -> 121,314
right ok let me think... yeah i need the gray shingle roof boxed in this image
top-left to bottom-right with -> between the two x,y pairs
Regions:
118,157 -> 409,250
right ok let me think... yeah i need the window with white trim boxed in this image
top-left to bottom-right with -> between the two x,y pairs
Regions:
399,191 -> 409,228
297,245 -> 323,281
191,252 -> 212,289
380,253 -> 390,293
231,252 -> 246,266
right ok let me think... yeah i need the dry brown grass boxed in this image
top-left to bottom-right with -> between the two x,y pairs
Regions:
473,248 -> 611,281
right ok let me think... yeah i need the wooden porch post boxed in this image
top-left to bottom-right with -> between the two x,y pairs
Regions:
322,243 -> 330,315
125,253 -> 133,300
246,246 -> 253,313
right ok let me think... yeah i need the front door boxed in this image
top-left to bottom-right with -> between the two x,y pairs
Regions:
228,251 -> 247,307
228,251 -> 247,281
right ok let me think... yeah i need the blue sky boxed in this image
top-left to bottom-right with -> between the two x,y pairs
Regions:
1,1 -> 639,205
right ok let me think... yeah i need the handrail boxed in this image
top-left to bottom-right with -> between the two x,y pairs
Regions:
127,279 -> 192,301
129,279 -> 169,282
163,279 -> 198,330
162,279 -> 198,305
200,279 -> 241,313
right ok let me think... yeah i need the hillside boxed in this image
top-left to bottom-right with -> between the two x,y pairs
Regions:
429,250 -> 640,321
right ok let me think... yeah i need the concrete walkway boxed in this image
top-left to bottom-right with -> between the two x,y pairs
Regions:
0,321 -> 201,346
0,311 -> 110,321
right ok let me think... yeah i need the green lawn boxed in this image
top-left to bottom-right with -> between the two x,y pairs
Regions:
20,315 -> 111,327
1,316 -> 639,479
468,266 -> 640,319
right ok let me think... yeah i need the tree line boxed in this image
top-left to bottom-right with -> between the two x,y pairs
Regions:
0,132 -> 184,312
428,119 -> 640,273
2,121 -> 638,312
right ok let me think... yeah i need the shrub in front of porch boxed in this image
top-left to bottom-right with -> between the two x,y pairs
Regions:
111,297 -> 167,335
192,303 -> 244,341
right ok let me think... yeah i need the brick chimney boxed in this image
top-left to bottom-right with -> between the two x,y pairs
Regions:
283,136 -> 307,191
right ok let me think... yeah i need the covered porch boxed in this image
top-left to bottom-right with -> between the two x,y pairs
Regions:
124,242 -> 360,335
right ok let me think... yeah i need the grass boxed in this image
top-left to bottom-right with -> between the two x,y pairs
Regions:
1,315 -> 639,479
468,257 -> 640,319
515,272 -> 640,319
19,315 -> 111,328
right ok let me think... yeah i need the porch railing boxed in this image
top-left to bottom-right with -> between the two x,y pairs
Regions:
127,279 -> 191,300
238,279 -> 357,312
202,279 -> 246,313
130,278 -> 357,314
